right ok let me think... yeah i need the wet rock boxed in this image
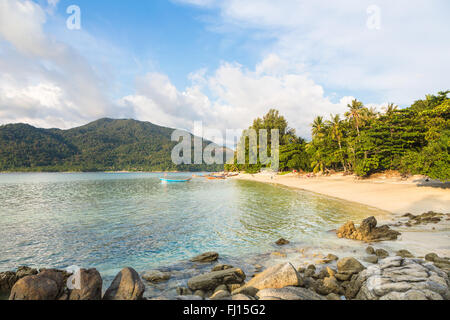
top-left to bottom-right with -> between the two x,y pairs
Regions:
227,283 -> 242,292
271,251 -> 287,258
375,249 -> 389,259
190,252 -> 219,263
232,286 -> 259,297
275,238 -> 290,245
239,263 -> 301,291
256,286 -> 326,300
211,264 -> 234,272
187,268 -> 246,291
68,268 -> 102,300
316,276 -> 341,295
142,270 -> 171,283
193,290 -> 206,298
214,284 -> 228,293
396,250 -> 414,258
336,217 -> 400,242
176,295 -> 203,300
326,267 -> 337,277
355,257 -> 450,300
103,267 -> 145,300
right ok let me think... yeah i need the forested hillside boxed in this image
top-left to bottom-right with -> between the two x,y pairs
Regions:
0,118 -> 223,172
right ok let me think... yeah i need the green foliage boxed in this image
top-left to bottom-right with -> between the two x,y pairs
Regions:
0,118 -> 223,172
308,92 -> 449,181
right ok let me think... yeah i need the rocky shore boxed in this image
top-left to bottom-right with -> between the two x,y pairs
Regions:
1,215 -> 449,301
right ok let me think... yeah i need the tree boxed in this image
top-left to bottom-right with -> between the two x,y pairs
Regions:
345,99 -> 364,136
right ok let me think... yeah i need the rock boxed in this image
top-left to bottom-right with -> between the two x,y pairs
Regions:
211,264 -> 234,272
363,256 -> 379,264
337,257 -> 365,276
176,287 -> 192,296
239,263 -> 301,291
227,283 -> 242,292
176,295 -> 204,300
193,290 -> 206,298
103,267 -> 145,300
232,285 -> 259,297
326,267 -> 336,277
68,268 -> 102,300
315,276 -> 341,295
275,238 -> 290,245
210,289 -> 231,300
425,253 -> 439,262
0,271 -> 18,295
326,293 -> 341,300
232,294 -> 255,300
9,273 -> 61,300
214,284 -> 228,293
256,286 -> 326,300
314,268 -> 329,280
396,250 -> 414,258
355,257 -> 450,300
375,249 -> 389,259
190,252 -> 219,263
187,268 -> 246,291
271,251 -> 287,258
366,246 -> 376,255
325,254 -> 339,262
142,270 -> 171,283
335,273 -> 352,281
15,267 -> 38,279
336,217 -> 401,242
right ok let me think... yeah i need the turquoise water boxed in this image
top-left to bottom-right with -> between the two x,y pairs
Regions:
0,173 -> 384,279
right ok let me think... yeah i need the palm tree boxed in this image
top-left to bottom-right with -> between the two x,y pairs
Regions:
345,99 -> 364,136
383,103 -> 398,116
312,116 -> 325,138
326,114 -> 346,171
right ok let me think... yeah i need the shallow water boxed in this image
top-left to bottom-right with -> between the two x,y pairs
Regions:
0,172 -> 386,281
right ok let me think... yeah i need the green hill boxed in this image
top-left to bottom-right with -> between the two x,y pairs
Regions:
0,118 -> 224,172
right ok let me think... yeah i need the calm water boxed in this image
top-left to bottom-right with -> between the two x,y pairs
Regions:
0,173 -> 385,278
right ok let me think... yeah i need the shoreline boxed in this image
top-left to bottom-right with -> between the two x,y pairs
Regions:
233,172 -> 450,215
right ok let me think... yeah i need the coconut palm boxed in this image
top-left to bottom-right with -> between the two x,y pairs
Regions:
345,99 -> 364,136
312,116 -> 325,138
383,103 -> 398,116
326,114 -> 346,171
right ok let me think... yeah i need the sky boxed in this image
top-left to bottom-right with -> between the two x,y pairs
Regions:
0,0 -> 449,143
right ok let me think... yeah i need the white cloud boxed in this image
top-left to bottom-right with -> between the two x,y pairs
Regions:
120,55 -> 354,143
0,0 -> 125,129
176,0 -> 450,106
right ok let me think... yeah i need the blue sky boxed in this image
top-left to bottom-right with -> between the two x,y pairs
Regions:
0,0 -> 449,141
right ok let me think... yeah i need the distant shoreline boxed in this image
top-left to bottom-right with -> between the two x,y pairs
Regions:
233,172 -> 450,215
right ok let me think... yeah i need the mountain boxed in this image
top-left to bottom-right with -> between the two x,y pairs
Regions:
0,118 -> 224,172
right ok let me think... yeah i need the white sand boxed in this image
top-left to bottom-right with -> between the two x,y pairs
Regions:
234,172 -> 450,215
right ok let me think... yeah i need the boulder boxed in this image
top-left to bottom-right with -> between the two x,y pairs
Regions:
190,252 -> 219,263
68,269 -> 102,300
142,270 -> 171,283
239,263 -> 301,291
103,267 -> 145,300
176,287 -> 192,296
9,274 -> 60,300
337,257 -> 365,276
355,257 -> 450,300
0,271 -> 17,295
275,238 -> 290,246
256,286 -> 326,300
366,246 -> 376,255
336,217 -> 400,242
187,268 -> 246,291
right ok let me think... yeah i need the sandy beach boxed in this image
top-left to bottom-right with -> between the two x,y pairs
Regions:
234,172 -> 450,215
